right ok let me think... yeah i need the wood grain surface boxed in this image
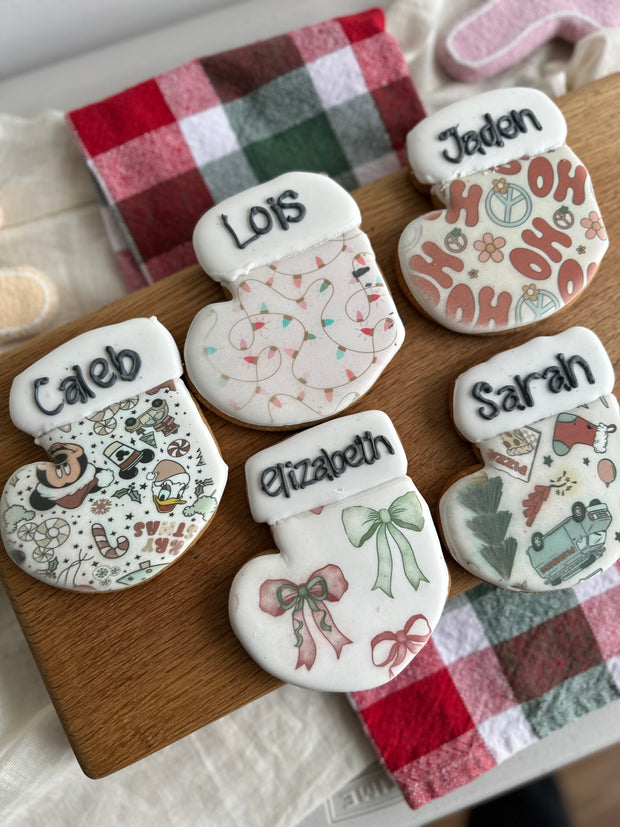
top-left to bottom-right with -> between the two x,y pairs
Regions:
0,76 -> 618,778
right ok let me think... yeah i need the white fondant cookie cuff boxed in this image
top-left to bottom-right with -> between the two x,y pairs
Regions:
407,87 -> 567,184
245,410 -> 407,523
193,172 -> 362,282
10,317 -> 181,437
453,327 -> 614,443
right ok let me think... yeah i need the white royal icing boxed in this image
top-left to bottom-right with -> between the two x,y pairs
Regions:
193,172 -> 361,283
1,319 -> 228,593
398,145 -> 608,334
231,411 -> 449,691
10,317 -> 181,437
407,87 -> 567,185
245,410 -> 407,524
185,223 -> 404,428
453,327 -> 615,443
440,394 -> 620,592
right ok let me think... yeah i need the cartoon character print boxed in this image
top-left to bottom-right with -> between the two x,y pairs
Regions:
148,460 -> 189,513
30,442 -> 113,511
1,379 -> 226,592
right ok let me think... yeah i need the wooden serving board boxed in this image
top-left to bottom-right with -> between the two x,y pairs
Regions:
0,77 -> 618,778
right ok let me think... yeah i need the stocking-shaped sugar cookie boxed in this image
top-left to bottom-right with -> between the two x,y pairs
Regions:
185,172 -> 405,428
230,411 -> 449,691
398,88 -> 608,334
0,317 -> 227,592
440,327 -> 620,591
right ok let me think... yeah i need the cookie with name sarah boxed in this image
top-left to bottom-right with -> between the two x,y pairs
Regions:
229,411 -> 449,691
398,88 -> 608,334
439,327 -> 620,592
0,317 -> 227,592
185,172 -> 404,429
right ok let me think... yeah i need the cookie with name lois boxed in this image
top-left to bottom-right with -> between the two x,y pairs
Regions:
398,88 -> 608,334
185,172 -> 405,429
230,411 -> 449,691
439,327 -> 620,592
0,317 -> 228,592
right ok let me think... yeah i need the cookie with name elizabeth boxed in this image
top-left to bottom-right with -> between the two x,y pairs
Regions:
229,410 -> 449,691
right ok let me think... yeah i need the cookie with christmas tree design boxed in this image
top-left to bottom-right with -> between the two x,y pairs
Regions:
185,172 -> 404,429
230,410 -> 449,691
398,88 -> 608,334
440,327 -> 620,591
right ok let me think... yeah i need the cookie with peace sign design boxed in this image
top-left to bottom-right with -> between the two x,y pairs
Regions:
398,88 -> 608,334
229,411 -> 449,691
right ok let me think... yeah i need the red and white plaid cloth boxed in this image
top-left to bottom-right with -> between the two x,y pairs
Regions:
351,561 -> 620,807
66,8 -> 424,290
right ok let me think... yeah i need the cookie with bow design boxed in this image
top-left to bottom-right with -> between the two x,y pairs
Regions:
230,411 -> 449,691
398,88 -> 608,334
439,327 -> 620,591
185,172 -> 405,429
0,317 -> 227,592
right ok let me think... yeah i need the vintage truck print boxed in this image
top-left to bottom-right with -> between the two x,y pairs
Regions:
527,499 -> 611,586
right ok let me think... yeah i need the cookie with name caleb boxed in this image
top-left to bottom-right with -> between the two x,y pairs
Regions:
184,172 -> 404,430
439,327 -> 620,592
0,317 -> 228,592
397,88 -> 608,334
229,411 -> 449,692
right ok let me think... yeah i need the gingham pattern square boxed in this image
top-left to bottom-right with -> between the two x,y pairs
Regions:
66,8 -> 425,289
351,560 -> 620,810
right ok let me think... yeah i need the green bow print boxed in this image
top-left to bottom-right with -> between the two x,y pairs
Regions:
342,491 -> 428,596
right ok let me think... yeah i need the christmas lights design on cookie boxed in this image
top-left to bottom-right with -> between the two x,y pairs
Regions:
185,173 -> 405,428
0,318 -> 227,592
398,88 -> 608,334
229,411 -> 449,691
439,327 -> 620,592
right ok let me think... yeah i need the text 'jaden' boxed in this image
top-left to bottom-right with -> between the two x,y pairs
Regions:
439,108 -> 542,164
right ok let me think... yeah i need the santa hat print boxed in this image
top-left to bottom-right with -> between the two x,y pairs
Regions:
553,413 -> 617,456
147,459 -> 190,487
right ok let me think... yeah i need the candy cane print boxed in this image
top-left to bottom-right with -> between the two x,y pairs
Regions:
92,523 -> 130,559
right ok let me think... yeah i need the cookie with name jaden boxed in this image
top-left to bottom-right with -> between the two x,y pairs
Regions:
398,88 -> 608,335
440,327 -> 620,592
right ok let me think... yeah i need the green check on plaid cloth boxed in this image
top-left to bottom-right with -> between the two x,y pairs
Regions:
67,8 -> 424,290
351,562 -> 620,807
